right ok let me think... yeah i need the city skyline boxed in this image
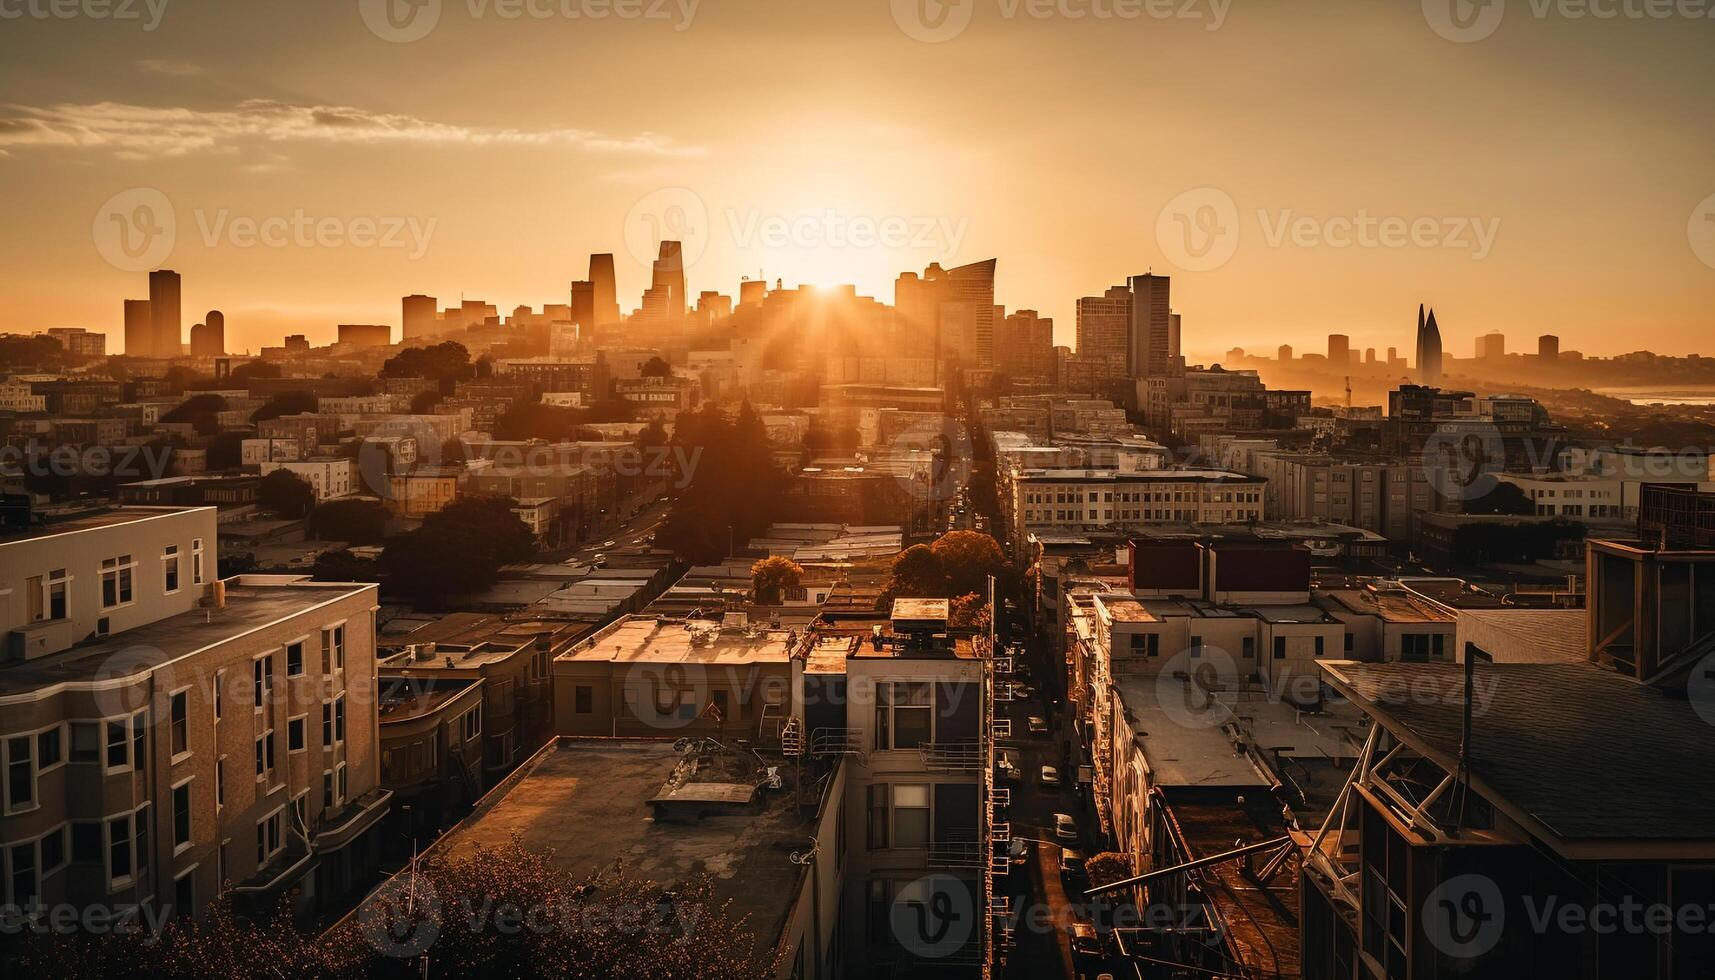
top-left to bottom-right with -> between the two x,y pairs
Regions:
2,2 -> 1713,355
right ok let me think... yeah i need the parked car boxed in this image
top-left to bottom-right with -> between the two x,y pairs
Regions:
1068,921 -> 1101,959
1027,715 -> 1049,735
996,752 -> 1022,782
592,554 -> 608,567
1009,837 -> 1031,866
1040,765 -> 1061,787
1013,683 -> 1037,701
1054,812 -> 1078,840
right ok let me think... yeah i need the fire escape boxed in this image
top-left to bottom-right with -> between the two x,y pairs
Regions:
985,644 -> 1014,968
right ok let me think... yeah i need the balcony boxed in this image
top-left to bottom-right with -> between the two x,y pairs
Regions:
807,727 -> 864,759
918,741 -> 986,772
927,840 -> 985,869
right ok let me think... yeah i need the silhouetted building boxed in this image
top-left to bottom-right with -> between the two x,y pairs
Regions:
738,278 -> 767,308
149,268 -> 181,355
123,298 -> 152,356
589,253 -> 620,326
650,240 -> 687,325
338,323 -> 391,348
1127,272 -> 1174,378
402,294 -> 438,339
1328,333 -> 1351,366
1415,304 -> 1443,385
1075,285 -> 1132,382
188,309 -> 225,356
1478,331 -> 1506,360
1278,344 -> 1293,361
1538,334 -> 1560,361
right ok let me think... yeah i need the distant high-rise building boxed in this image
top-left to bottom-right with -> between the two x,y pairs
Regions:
1477,331 -> 1506,360
1415,304 -> 1444,385
895,259 -> 998,371
1075,285 -> 1132,381
1126,273 -> 1174,378
651,241 -> 687,325
123,299 -> 153,356
402,294 -> 437,339
996,309 -> 1055,381
693,290 -> 732,329
1278,344 -> 1293,362
148,269 -> 181,356
337,323 -> 391,348
1365,347 -> 1378,364
569,280 -> 595,332
1538,334 -> 1560,361
589,253 -> 620,326
1387,346 -> 1399,363
44,327 -> 105,357
738,279 -> 767,308
189,310 -> 225,356
1328,334 -> 1351,365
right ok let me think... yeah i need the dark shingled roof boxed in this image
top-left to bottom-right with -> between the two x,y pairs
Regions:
1323,661 -> 1715,848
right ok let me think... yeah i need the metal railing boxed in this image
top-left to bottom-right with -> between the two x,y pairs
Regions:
919,741 -> 986,772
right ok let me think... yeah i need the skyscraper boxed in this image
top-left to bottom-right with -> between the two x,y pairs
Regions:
1126,273 -> 1173,378
402,294 -> 438,339
738,278 -> 767,309
1278,344 -> 1293,361
942,259 -> 997,368
1477,332 -> 1506,360
589,254 -> 620,326
569,280 -> 594,333
651,241 -> 687,324
1328,334 -> 1351,365
123,298 -> 153,356
1075,286 -> 1132,380
189,309 -> 226,356
1415,304 -> 1443,385
1539,334 -> 1560,361
148,269 -> 181,356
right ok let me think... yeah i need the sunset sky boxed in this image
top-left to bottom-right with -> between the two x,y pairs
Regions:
1,0 -> 1712,358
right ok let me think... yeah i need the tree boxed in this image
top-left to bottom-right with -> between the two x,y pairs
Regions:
382,495 -> 534,606
1086,851 -> 1134,889
381,341 -> 473,394
251,390 -> 318,423
929,530 -> 1007,597
228,360 -> 281,383
0,334 -> 65,369
888,544 -> 948,597
410,389 -> 442,414
1464,481 -> 1534,516
308,499 -> 390,544
159,393 -> 228,434
950,592 -> 991,630
640,355 -> 673,378
312,548 -> 382,583
638,417 -> 669,448
751,556 -> 804,604
655,402 -> 785,562
493,402 -> 587,442
206,430 -> 246,471
258,468 -> 316,518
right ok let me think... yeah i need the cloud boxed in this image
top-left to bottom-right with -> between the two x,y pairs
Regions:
0,99 -> 703,159
137,59 -> 205,77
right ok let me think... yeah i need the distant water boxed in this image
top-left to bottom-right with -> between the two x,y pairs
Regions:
1597,386 -> 1715,406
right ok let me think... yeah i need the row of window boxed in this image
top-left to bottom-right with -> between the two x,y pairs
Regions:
1024,489 -> 1260,505
3,713 -> 148,816
1123,633 -> 1328,659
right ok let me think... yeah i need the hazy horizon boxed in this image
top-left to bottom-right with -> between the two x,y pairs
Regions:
2,0 -> 1712,356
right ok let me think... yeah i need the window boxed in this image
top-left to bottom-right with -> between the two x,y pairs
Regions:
170,690 -> 190,757
162,545 -> 181,593
575,686 -> 593,714
5,736 -> 34,812
322,702 -> 334,746
27,569 -> 68,622
336,695 -> 348,743
40,825 -> 66,875
215,758 -> 225,811
172,780 -> 192,850
213,669 -> 225,721
866,784 -> 888,850
192,538 -> 204,585
1345,632 -> 1355,653
69,722 -> 99,763
100,555 -> 135,609
876,683 -> 932,750
286,641 -> 304,677
1314,636 -> 1326,657
322,770 -> 335,809
322,625 -> 345,672
173,868 -> 195,919
106,720 -> 131,769
1242,636 -> 1256,659
288,717 -> 306,752
1273,636 -> 1287,660
256,809 -> 283,865
893,785 -> 931,848
9,841 -> 37,907
336,762 -> 347,801
254,730 -> 274,780
253,655 -> 273,707
458,704 -> 480,742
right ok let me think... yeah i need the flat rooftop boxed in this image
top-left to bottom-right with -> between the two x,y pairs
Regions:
558,616 -> 797,665
0,504 -> 205,545
435,739 -> 816,962
1321,589 -> 1456,624
1323,661 -> 1715,853
377,676 -> 483,722
0,579 -> 373,695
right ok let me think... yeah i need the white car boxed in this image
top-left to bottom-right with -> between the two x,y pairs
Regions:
1040,765 -> 1061,787
1027,715 -> 1049,735
1054,812 -> 1077,840
996,753 -> 1022,782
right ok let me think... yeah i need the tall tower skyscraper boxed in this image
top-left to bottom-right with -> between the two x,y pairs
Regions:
123,298 -> 153,357
190,310 -> 225,356
1415,304 -> 1444,385
651,241 -> 687,324
1328,334 -> 1352,365
1126,273 -> 1173,378
1075,285 -> 1132,380
569,280 -> 595,333
402,294 -> 438,339
148,269 -> 181,356
1539,334 -> 1560,361
589,254 -> 620,326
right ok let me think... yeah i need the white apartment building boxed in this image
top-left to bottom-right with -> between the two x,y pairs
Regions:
1005,468 -> 1265,553
259,458 -> 359,501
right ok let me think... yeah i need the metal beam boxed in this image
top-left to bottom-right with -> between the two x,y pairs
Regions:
1083,835 -> 1292,897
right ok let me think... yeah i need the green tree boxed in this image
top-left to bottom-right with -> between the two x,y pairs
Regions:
381,341 -> 474,394
257,468 -> 316,518
382,495 -> 534,606
655,402 -> 785,562
750,556 -> 804,604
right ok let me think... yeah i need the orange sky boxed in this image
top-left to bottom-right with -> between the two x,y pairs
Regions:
1,1 -> 1711,357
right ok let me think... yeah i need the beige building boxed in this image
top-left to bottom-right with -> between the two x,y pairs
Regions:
0,506 -> 389,922
1005,468 -> 1265,554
